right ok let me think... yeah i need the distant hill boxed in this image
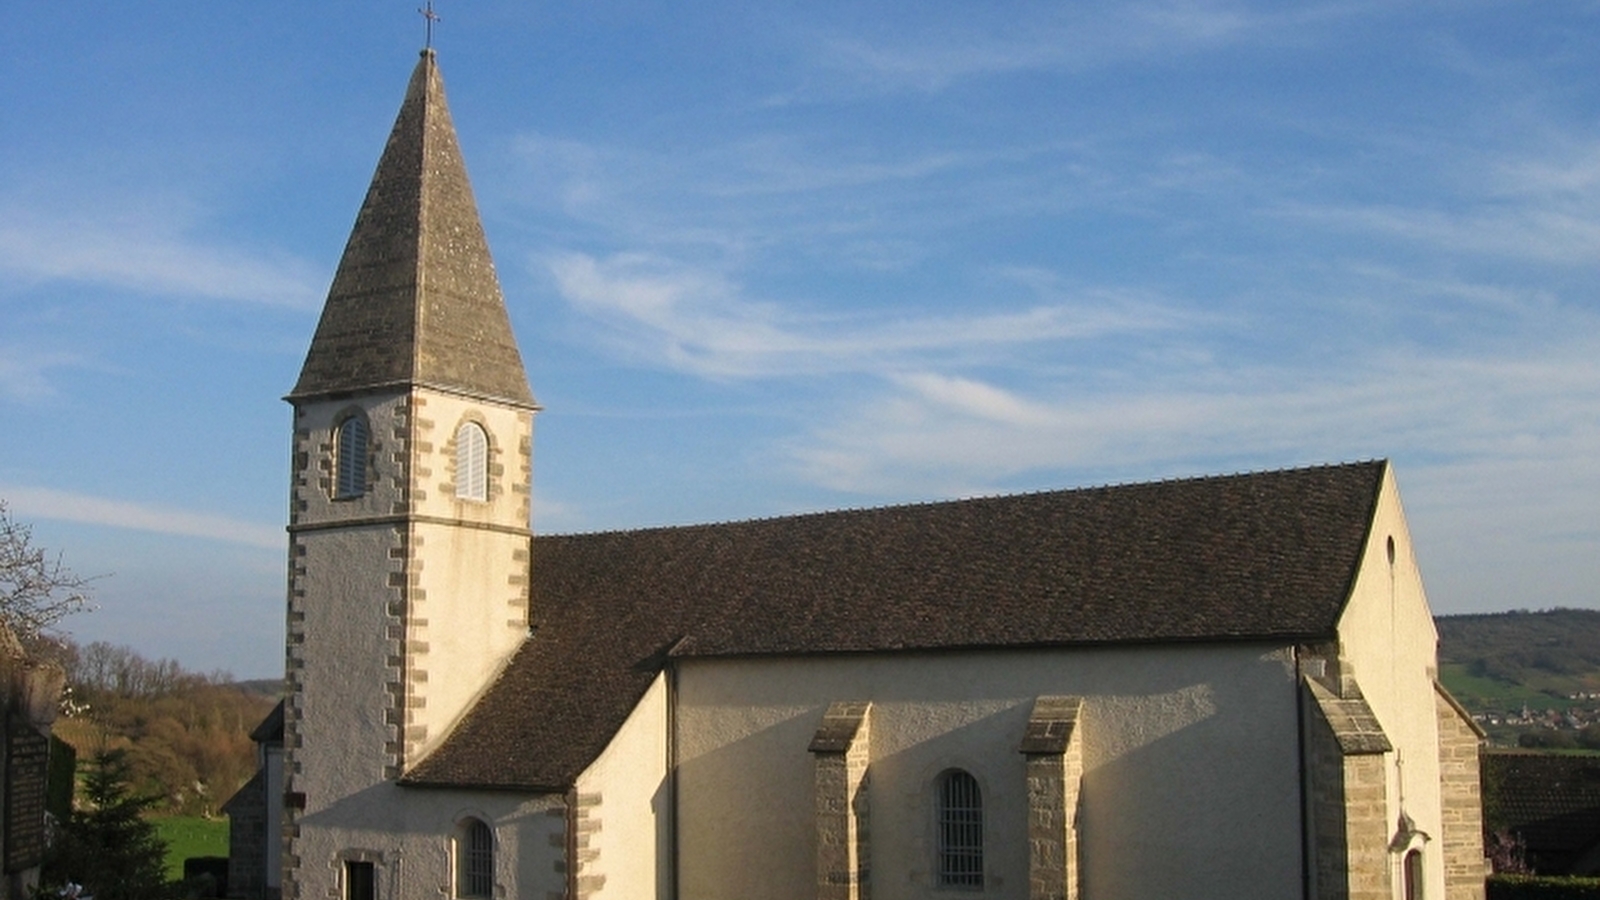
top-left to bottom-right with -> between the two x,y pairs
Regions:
1436,608 -> 1600,746
1438,609 -> 1600,682
232,678 -> 286,700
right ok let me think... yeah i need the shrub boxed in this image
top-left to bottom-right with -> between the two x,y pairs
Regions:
1488,874 -> 1600,900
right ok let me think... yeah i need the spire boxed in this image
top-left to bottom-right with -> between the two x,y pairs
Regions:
289,50 -> 536,408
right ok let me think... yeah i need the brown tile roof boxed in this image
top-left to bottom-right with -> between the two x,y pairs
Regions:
1483,750 -> 1600,874
401,460 -> 1386,791
288,51 -> 535,408
1306,678 -> 1394,755
250,698 -> 285,744
1019,696 -> 1084,755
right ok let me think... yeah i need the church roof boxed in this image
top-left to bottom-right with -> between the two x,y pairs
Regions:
288,51 -> 534,407
402,459 -> 1387,792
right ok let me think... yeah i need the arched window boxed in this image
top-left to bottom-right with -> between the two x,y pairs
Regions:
457,817 -> 493,898
455,422 -> 488,502
334,416 -> 368,499
1403,849 -> 1423,900
937,769 -> 983,888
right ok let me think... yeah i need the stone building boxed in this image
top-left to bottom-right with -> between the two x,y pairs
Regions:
0,626 -> 65,900
223,700 -> 284,898
243,47 -> 1488,900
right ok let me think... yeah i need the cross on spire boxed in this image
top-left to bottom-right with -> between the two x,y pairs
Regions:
420,1 -> 441,49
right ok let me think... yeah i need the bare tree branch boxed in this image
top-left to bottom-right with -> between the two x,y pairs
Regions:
0,499 -> 94,639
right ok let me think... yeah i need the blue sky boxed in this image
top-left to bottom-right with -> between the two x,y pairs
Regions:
2,2 -> 1597,678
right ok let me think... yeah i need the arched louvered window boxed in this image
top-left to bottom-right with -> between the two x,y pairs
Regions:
455,422 -> 488,502
938,769 -> 983,888
458,818 -> 493,898
334,416 -> 368,499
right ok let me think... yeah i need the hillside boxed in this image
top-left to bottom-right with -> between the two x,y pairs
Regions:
49,640 -> 280,816
1436,608 -> 1600,746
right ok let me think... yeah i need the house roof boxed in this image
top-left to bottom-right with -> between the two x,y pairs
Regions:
402,459 -> 1387,791
288,50 -> 534,408
1483,750 -> 1600,872
250,698 -> 285,744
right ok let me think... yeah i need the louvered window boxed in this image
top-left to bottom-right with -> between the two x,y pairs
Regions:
455,422 -> 488,501
458,818 -> 493,898
335,417 -> 368,499
938,770 -> 984,888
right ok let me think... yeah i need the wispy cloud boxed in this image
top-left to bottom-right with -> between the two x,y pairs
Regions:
1286,203 -> 1600,267
0,347 -> 84,402
805,0 -> 1374,94
0,487 -> 283,550
546,251 -> 1186,378
787,334 -> 1600,499
509,131 -> 1020,262
0,204 -> 323,308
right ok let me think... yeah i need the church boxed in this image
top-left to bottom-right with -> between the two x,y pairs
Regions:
225,49 -> 1487,900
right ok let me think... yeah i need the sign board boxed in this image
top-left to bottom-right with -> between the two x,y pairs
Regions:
4,716 -> 51,873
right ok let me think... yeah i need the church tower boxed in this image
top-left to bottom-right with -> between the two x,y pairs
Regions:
281,49 -> 537,898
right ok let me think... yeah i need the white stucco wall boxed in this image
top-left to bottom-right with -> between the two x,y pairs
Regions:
575,673 -> 672,900
293,523 -> 403,806
406,389 -> 533,762
1335,466 -> 1447,899
674,644 -> 1305,900
407,519 -> 528,761
290,785 -> 566,900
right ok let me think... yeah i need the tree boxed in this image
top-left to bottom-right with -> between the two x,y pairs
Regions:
1517,729 -> 1578,749
42,748 -> 171,900
0,500 -> 92,640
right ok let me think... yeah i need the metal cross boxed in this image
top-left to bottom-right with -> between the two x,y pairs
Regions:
420,1 -> 441,48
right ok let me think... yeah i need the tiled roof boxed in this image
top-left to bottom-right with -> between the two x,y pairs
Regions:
402,460 -> 1386,791
1306,678 -> 1393,755
288,51 -> 534,408
1483,750 -> 1600,873
250,698 -> 285,744
1019,696 -> 1084,755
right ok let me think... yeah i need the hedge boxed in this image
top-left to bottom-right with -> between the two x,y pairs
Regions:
1489,875 -> 1600,900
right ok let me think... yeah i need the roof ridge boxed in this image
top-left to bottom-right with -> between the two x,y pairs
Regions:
538,458 -> 1389,539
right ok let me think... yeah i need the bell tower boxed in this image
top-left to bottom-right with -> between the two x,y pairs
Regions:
280,49 -> 537,896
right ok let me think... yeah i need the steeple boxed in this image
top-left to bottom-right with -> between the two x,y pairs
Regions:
289,50 -> 535,408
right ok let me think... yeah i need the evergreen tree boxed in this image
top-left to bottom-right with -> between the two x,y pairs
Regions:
43,748 -> 170,900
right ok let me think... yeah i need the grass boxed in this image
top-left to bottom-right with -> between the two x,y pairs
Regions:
1438,663 -> 1585,713
152,816 -> 229,882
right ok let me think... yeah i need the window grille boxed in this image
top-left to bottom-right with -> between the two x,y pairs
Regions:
938,770 -> 983,888
459,818 -> 494,898
455,422 -> 488,502
335,417 -> 368,499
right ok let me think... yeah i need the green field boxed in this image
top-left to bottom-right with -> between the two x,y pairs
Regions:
152,816 -> 229,881
1439,662 -> 1587,713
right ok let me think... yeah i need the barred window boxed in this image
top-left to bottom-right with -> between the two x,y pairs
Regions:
458,818 -> 493,898
335,416 -> 369,499
938,769 -> 983,888
455,422 -> 488,502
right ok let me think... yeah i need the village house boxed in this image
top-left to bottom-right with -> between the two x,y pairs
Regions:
227,49 -> 1487,900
